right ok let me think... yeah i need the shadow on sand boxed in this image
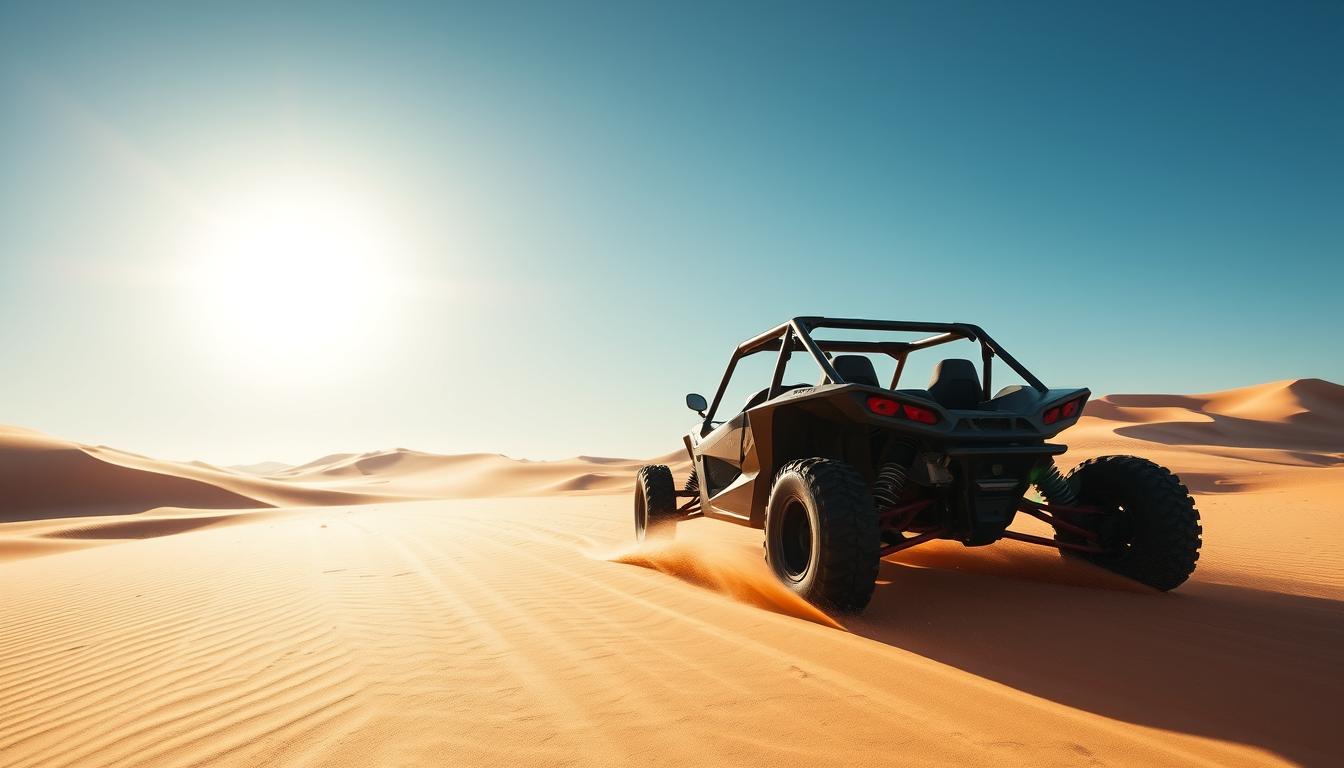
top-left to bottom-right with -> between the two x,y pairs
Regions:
847,547 -> 1343,766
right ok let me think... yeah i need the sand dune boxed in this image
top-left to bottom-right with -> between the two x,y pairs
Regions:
0,428 -> 688,526
1,379 -> 1341,766
229,460 -> 291,475
1082,378 -> 1344,456
266,447 -> 690,498
0,428 -> 394,523
0,427 -> 273,521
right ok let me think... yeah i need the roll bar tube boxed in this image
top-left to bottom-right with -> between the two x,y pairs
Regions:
699,316 -> 1049,429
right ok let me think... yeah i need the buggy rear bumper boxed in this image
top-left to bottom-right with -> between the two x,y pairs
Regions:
943,443 -> 1067,456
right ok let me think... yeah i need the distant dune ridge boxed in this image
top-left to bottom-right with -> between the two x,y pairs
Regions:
1,379 -> 1337,525
1,379 -> 1342,767
228,460 -> 291,475
0,433 -> 690,526
1083,378 -> 1344,455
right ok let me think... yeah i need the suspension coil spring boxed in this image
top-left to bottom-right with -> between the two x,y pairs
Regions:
873,463 -> 909,512
1035,459 -> 1077,505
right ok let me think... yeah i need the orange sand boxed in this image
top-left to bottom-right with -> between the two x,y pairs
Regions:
1,379 -> 1340,766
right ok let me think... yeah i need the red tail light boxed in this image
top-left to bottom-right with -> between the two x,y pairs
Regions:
866,395 -> 939,424
866,396 -> 900,416
1043,397 -> 1085,425
902,403 -> 939,424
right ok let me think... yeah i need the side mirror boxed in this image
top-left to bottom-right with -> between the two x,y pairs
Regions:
685,393 -> 708,416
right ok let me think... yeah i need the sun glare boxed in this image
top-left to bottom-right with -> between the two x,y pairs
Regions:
182,176 -> 401,375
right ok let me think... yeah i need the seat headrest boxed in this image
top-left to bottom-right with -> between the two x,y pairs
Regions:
828,355 -> 880,387
927,358 -> 982,409
929,358 -> 979,387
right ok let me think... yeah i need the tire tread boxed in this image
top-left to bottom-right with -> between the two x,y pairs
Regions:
1064,455 -> 1201,591
636,464 -> 678,540
766,458 -> 880,612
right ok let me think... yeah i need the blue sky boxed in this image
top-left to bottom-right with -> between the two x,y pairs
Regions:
1,2 -> 1340,463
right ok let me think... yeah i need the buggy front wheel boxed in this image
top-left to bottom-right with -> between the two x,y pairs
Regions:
634,465 -> 678,541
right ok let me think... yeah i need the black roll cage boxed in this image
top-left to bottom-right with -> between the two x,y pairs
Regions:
701,316 -> 1048,428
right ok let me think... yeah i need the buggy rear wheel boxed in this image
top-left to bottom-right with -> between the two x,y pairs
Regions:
1059,456 -> 1201,591
765,458 -> 880,613
634,465 -> 678,542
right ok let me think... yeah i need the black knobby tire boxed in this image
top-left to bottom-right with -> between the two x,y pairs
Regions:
764,458 -> 880,613
634,465 -> 678,541
1060,456 -> 1201,591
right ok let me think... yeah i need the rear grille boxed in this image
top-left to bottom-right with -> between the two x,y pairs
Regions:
952,414 -> 1036,433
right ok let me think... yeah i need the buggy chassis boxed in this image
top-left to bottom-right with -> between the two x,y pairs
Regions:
636,316 -> 1201,611
672,317 -> 1097,556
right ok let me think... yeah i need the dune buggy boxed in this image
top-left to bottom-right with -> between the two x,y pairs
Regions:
634,317 -> 1201,612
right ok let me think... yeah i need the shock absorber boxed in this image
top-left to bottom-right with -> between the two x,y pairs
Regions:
873,435 -> 916,513
873,463 -> 909,513
1034,458 -> 1077,505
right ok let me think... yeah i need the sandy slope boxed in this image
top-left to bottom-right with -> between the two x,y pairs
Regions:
1,379 -> 1341,767
262,448 -> 689,498
0,427 -> 687,529
0,427 -> 391,523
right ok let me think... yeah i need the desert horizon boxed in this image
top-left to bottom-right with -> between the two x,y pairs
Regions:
4,376 -> 1342,766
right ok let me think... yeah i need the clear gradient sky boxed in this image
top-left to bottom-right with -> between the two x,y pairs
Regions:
1,2 -> 1341,464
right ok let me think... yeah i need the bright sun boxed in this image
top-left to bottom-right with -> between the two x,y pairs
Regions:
183,176 -> 400,373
